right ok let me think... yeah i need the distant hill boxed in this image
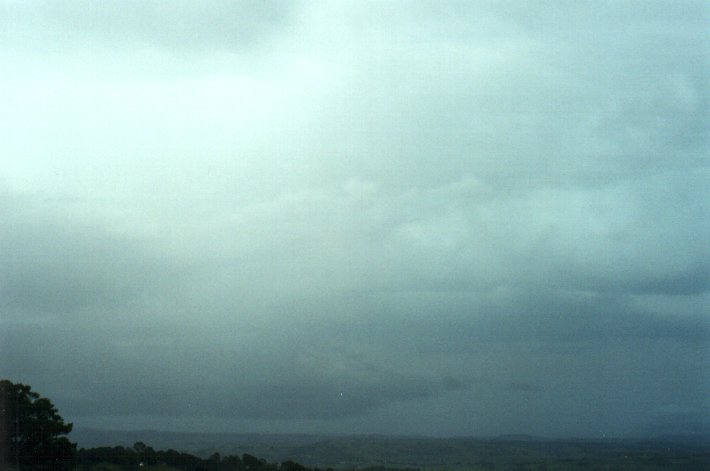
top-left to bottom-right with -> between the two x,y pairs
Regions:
71,429 -> 710,470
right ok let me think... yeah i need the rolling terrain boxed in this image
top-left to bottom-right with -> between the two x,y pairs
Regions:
71,429 -> 710,470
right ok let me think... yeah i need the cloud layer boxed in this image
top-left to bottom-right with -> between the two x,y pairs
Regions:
1,1 -> 708,438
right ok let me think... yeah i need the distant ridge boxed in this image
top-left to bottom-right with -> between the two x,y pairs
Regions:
70,428 -> 710,468
491,433 -> 538,441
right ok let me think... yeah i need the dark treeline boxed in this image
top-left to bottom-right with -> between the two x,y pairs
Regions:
4,379 -> 709,470
75,442 -> 320,471
1,379 -> 415,471
76,444 -> 419,471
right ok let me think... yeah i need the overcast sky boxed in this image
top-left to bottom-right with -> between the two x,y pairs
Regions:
1,1 -> 708,438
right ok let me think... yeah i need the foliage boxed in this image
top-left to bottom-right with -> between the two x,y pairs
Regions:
0,379 -> 76,470
76,445 -> 280,471
4,379 -> 709,470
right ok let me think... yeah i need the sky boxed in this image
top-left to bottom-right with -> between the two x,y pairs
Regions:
1,0 -> 708,439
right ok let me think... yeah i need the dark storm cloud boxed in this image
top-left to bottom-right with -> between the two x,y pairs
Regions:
0,190 -> 174,319
345,290 -> 710,348
3,317 -> 459,421
62,365 -> 444,421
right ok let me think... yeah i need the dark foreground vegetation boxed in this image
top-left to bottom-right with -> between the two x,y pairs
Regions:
2,379 -> 708,470
76,444 -> 316,471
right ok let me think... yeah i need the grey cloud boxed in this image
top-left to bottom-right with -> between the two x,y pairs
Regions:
643,405 -> 710,436
441,376 -> 468,391
0,192 -> 176,319
607,259 -> 710,296
1,1 -> 708,437
2,1 -> 297,53
506,382 -> 537,393
302,1 -> 708,192
320,289 -> 709,354
17,331 -> 451,421
217,171 -> 709,301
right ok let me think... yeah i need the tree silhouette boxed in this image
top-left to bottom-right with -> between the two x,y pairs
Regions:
0,379 -> 76,470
